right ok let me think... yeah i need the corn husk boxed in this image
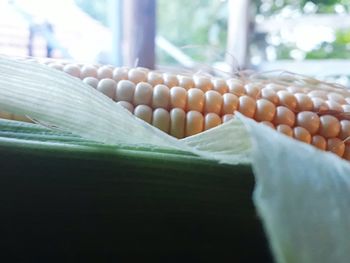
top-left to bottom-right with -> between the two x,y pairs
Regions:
242,116 -> 350,263
1,55 -> 350,262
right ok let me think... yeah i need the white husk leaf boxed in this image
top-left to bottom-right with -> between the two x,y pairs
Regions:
241,116 -> 350,263
1,56 -> 350,263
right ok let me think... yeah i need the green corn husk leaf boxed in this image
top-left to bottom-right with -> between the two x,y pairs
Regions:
0,118 -> 269,262
1,56 -> 350,262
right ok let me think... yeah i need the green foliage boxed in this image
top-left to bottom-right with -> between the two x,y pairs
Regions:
157,0 -> 228,65
255,0 -> 350,15
74,0 -> 109,26
305,0 -> 341,5
305,42 -> 350,59
254,0 -> 350,61
335,29 -> 350,44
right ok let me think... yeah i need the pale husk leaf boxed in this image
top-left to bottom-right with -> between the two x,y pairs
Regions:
241,116 -> 350,263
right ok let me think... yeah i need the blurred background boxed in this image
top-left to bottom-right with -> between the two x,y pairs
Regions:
1,0 -> 350,84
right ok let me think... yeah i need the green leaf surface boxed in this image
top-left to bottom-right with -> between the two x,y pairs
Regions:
0,119 -> 269,262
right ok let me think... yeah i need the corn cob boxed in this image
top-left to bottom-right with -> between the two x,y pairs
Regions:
2,59 -> 350,161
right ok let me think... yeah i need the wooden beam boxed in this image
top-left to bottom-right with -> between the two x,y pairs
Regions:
256,14 -> 350,33
258,60 -> 350,77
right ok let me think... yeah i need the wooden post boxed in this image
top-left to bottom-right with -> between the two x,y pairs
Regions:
123,0 -> 156,69
226,0 -> 251,71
